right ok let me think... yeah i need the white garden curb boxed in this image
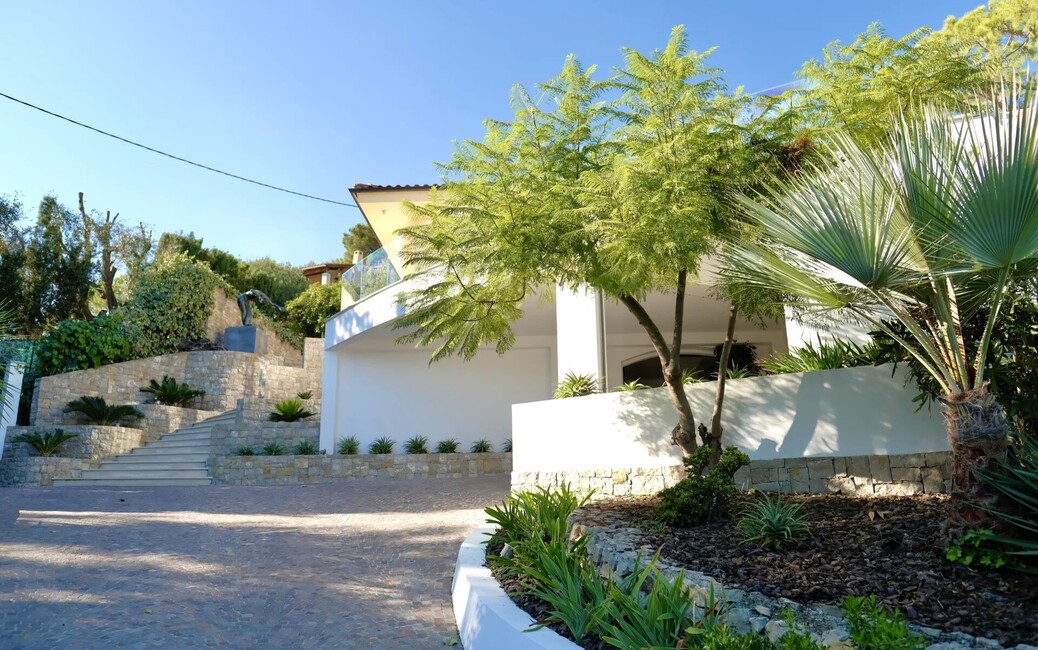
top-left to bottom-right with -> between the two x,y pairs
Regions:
452,525 -> 579,650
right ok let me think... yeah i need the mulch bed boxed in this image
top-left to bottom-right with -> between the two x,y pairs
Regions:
583,493 -> 1038,647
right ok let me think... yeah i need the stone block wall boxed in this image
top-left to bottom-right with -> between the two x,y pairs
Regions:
32,351 -> 321,426
0,425 -> 142,486
211,452 -> 512,486
206,288 -> 302,366
210,421 -> 320,457
238,398 -> 321,427
512,466 -> 687,499
511,452 -> 953,498
135,405 -> 223,442
732,451 -> 951,496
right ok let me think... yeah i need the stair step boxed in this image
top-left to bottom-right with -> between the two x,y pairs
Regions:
135,440 -> 212,450
79,469 -> 211,479
99,461 -> 206,471
126,449 -> 210,459
53,478 -> 212,487
159,432 -> 211,442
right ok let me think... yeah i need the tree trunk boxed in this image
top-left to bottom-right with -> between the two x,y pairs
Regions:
705,303 -> 739,467
99,211 -> 119,311
943,386 -> 1009,531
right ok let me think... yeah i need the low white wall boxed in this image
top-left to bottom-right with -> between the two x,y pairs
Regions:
332,344 -> 553,452
512,365 -> 948,474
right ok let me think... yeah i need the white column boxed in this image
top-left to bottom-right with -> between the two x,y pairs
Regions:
318,349 -> 339,453
555,285 -> 606,389
0,361 -> 25,460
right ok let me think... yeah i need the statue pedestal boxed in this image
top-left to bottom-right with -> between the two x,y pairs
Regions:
224,326 -> 268,354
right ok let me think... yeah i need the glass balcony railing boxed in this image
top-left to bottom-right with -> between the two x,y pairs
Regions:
342,247 -> 401,302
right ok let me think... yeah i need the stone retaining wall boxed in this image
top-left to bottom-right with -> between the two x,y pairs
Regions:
32,350 -> 321,425
211,452 -> 512,486
210,421 -> 320,457
135,405 -> 223,442
238,398 -> 322,427
0,425 -> 141,486
512,452 -> 953,499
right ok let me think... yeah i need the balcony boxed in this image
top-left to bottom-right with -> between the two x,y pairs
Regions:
342,247 -> 401,302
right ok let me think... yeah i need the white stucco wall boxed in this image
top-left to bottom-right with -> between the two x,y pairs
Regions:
555,286 -> 602,384
331,343 -> 554,452
512,364 -> 948,474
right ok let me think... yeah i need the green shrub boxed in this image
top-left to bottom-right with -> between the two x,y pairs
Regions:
553,372 -> 598,398
522,536 -> 609,642
296,390 -> 313,400
369,436 -> 395,454
12,429 -> 78,457
502,438 -> 513,453
435,438 -> 459,453
122,253 -> 221,358
656,446 -> 750,526
294,439 -> 318,455
945,528 -> 1011,569
269,399 -> 315,422
976,432 -> 1038,561
470,438 -> 492,453
139,376 -> 205,406
262,441 -> 284,456
236,446 -> 254,456
337,435 -> 360,455
63,396 -> 144,426
285,283 -> 341,338
35,314 -> 132,376
615,380 -> 650,391
762,336 -> 881,374
404,435 -> 429,454
738,495 -> 811,549
682,369 -> 705,384
484,483 -> 590,549
843,595 -> 925,650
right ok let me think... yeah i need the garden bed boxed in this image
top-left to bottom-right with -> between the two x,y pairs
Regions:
576,493 -> 1037,647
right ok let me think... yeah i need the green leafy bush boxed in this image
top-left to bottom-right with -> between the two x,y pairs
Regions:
435,438 -> 459,453
843,595 -> 925,650
122,253 -> 220,358
484,483 -> 590,549
262,441 -> 284,456
63,396 -> 144,426
35,314 -> 132,376
553,372 -> 598,398
762,336 -> 881,374
656,446 -> 750,526
615,380 -> 650,392
236,446 -> 254,456
976,433 -> 1038,561
738,495 -> 811,549
404,435 -> 429,454
503,438 -> 512,452
294,440 -> 318,455
521,535 -> 609,642
285,283 -> 341,338
682,369 -> 705,384
139,375 -> 205,406
945,528 -> 1012,569
268,399 -> 315,422
296,390 -> 313,400
337,435 -> 360,455
470,438 -> 492,453
369,436 -> 395,454
12,429 -> 78,457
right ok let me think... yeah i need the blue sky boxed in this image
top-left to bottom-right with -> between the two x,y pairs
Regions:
0,1 -> 981,266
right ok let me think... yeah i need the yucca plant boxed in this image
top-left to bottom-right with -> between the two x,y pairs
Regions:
762,336 -> 878,374
262,441 -> 284,456
502,438 -> 513,453
681,369 -> 705,384
976,433 -> 1038,561
435,438 -> 460,453
12,429 -> 78,457
404,435 -> 429,454
615,379 -> 650,391
724,86 -> 1038,524
337,435 -> 360,455
269,399 -> 316,422
236,445 -> 255,456
470,438 -> 492,453
296,390 -> 313,400
294,439 -> 318,455
64,396 -> 144,425
139,376 -> 205,406
369,436 -> 395,454
738,494 -> 811,549
553,372 -> 598,398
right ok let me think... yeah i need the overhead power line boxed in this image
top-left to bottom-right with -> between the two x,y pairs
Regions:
0,91 -> 358,208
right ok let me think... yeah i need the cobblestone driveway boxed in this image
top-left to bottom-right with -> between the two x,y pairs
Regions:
0,477 -> 509,649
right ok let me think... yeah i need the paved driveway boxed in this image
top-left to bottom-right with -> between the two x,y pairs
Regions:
0,477 -> 509,649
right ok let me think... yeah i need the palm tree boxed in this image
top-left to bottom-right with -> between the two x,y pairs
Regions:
724,86 -> 1038,526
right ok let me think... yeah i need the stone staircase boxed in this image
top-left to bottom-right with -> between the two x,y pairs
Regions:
53,411 -> 238,487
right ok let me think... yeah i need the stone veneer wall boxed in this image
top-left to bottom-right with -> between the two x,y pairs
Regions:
0,425 -> 142,486
511,452 -> 953,498
134,405 -> 223,442
211,452 -> 512,486
32,350 -> 321,426
210,421 -> 320,457
206,288 -> 302,366
238,398 -> 322,426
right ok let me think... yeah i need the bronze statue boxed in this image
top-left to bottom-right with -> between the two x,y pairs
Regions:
237,289 -> 284,326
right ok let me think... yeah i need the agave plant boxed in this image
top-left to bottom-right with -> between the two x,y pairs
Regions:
615,379 -> 650,392
337,435 -> 360,455
404,435 -> 429,454
724,86 -> 1038,524
12,429 -> 78,457
553,372 -> 598,399
139,376 -> 206,406
64,396 -> 144,426
269,399 -> 316,422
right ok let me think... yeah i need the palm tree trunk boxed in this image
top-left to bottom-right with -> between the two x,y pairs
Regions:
943,386 -> 1009,529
